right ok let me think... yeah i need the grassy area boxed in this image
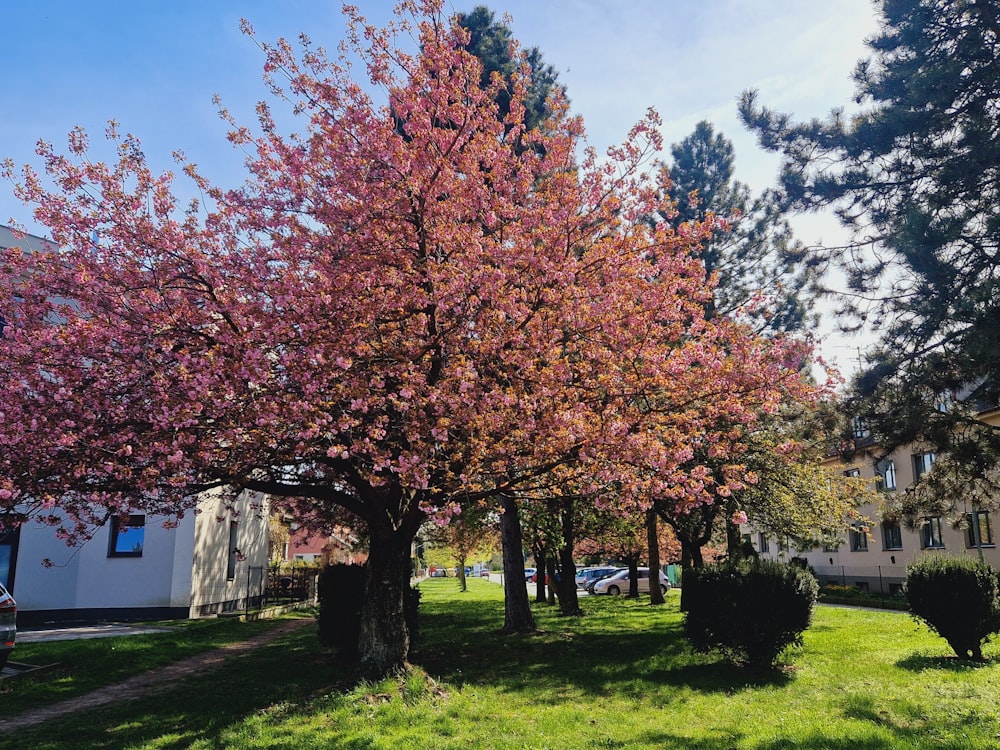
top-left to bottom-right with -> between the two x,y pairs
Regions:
0,615 -> 304,716
3,579 -> 999,749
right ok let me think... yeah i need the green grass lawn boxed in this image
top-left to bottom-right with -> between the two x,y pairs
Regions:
3,579 -> 998,749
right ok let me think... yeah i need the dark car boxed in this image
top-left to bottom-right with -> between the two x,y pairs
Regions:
0,582 -> 15,671
429,568 -> 448,577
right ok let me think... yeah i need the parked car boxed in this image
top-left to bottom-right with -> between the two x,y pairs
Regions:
429,568 -> 447,577
575,566 -> 621,589
591,567 -> 670,596
0,582 -> 15,671
480,569 -> 491,577
523,568 -> 536,581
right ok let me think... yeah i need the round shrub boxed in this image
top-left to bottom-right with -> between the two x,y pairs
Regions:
905,555 -> 1000,660
683,558 -> 818,670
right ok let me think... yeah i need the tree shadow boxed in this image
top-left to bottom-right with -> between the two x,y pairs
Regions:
895,651 -> 995,673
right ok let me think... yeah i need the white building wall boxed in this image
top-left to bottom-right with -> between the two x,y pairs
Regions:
189,490 -> 270,616
12,513 -> 195,619
11,490 -> 269,623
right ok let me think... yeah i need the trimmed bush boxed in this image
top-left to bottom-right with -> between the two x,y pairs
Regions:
317,563 -> 422,663
683,558 -> 819,670
905,555 -> 1000,660
317,564 -> 366,660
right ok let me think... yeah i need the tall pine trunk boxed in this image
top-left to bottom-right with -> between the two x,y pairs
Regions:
500,493 -> 535,634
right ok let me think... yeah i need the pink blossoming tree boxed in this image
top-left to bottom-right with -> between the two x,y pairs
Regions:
1,1 -> 819,678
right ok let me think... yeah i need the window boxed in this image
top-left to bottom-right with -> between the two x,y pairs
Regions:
934,390 -> 955,413
849,526 -> 868,551
965,511 -> 994,548
226,521 -> 239,580
108,515 -> 146,557
844,468 -> 861,478
913,451 -> 936,479
876,459 -> 897,491
882,521 -> 903,550
758,533 -> 769,553
852,416 -> 870,438
777,536 -> 790,553
920,516 -> 944,549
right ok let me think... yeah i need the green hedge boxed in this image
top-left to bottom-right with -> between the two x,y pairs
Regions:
683,559 -> 818,670
906,556 -> 1000,660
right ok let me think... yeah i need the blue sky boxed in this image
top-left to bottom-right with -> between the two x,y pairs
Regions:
2,0 -> 881,368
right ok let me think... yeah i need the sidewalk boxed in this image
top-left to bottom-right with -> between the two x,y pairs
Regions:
17,623 -> 172,643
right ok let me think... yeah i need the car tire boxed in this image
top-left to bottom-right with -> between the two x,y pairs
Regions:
607,584 -> 621,596
660,584 -> 668,594
0,651 -> 9,671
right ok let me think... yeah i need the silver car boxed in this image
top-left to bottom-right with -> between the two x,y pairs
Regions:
591,567 -> 670,596
575,566 -> 621,589
0,582 -> 15,670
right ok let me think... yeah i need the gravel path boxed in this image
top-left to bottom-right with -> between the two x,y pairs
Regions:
0,617 -> 313,732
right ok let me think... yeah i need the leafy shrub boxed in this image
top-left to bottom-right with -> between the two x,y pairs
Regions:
683,559 -> 818,670
318,564 -> 421,663
906,556 -> 1000,660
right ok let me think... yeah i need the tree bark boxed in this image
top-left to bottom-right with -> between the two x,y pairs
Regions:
647,508 -> 665,606
546,557 -> 558,605
500,493 -> 536,634
555,499 -> 582,615
532,544 -> 547,602
359,520 -> 415,679
457,552 -> 468,592
626,555 -> 640,598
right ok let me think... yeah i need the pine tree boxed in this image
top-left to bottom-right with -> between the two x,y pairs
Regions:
740,0 -> 1000,478
660,121 -> 822,335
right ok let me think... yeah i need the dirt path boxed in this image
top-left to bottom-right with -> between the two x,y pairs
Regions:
0,617 -> 313,732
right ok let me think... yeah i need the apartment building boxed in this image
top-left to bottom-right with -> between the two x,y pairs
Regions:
752,408 -> 1000,596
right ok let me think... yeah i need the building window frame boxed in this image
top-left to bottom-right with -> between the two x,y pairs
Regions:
965,511 -> 995,548
758,533 -> 769,554
920,516 -> 945,549
849,526 -> 869,552
226,521 -> 239,580
913,451 -> 936,480
108,514 -> 146,558
882,520 -> 903,550
876,458 -> 897,491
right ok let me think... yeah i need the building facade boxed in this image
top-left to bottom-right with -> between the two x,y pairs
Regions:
752,410 -> 1000,596
2,489 -> 270,625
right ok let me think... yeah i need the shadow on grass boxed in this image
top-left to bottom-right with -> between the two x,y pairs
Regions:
412,594 -> 796,699
895,651 -> 996,672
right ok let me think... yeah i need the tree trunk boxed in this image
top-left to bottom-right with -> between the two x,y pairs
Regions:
725,499 -> 744,560
647,509 -> 665,606
557,500 -> 582,615
626,556 -> 640,598
546,557 -> 558,605
457,552 -> 468,592
530,544 -> 545,602
359,522 -> 414,679
500,493 -> 536,634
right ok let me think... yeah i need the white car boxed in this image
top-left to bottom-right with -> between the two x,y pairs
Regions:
591,567 -> 670,596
